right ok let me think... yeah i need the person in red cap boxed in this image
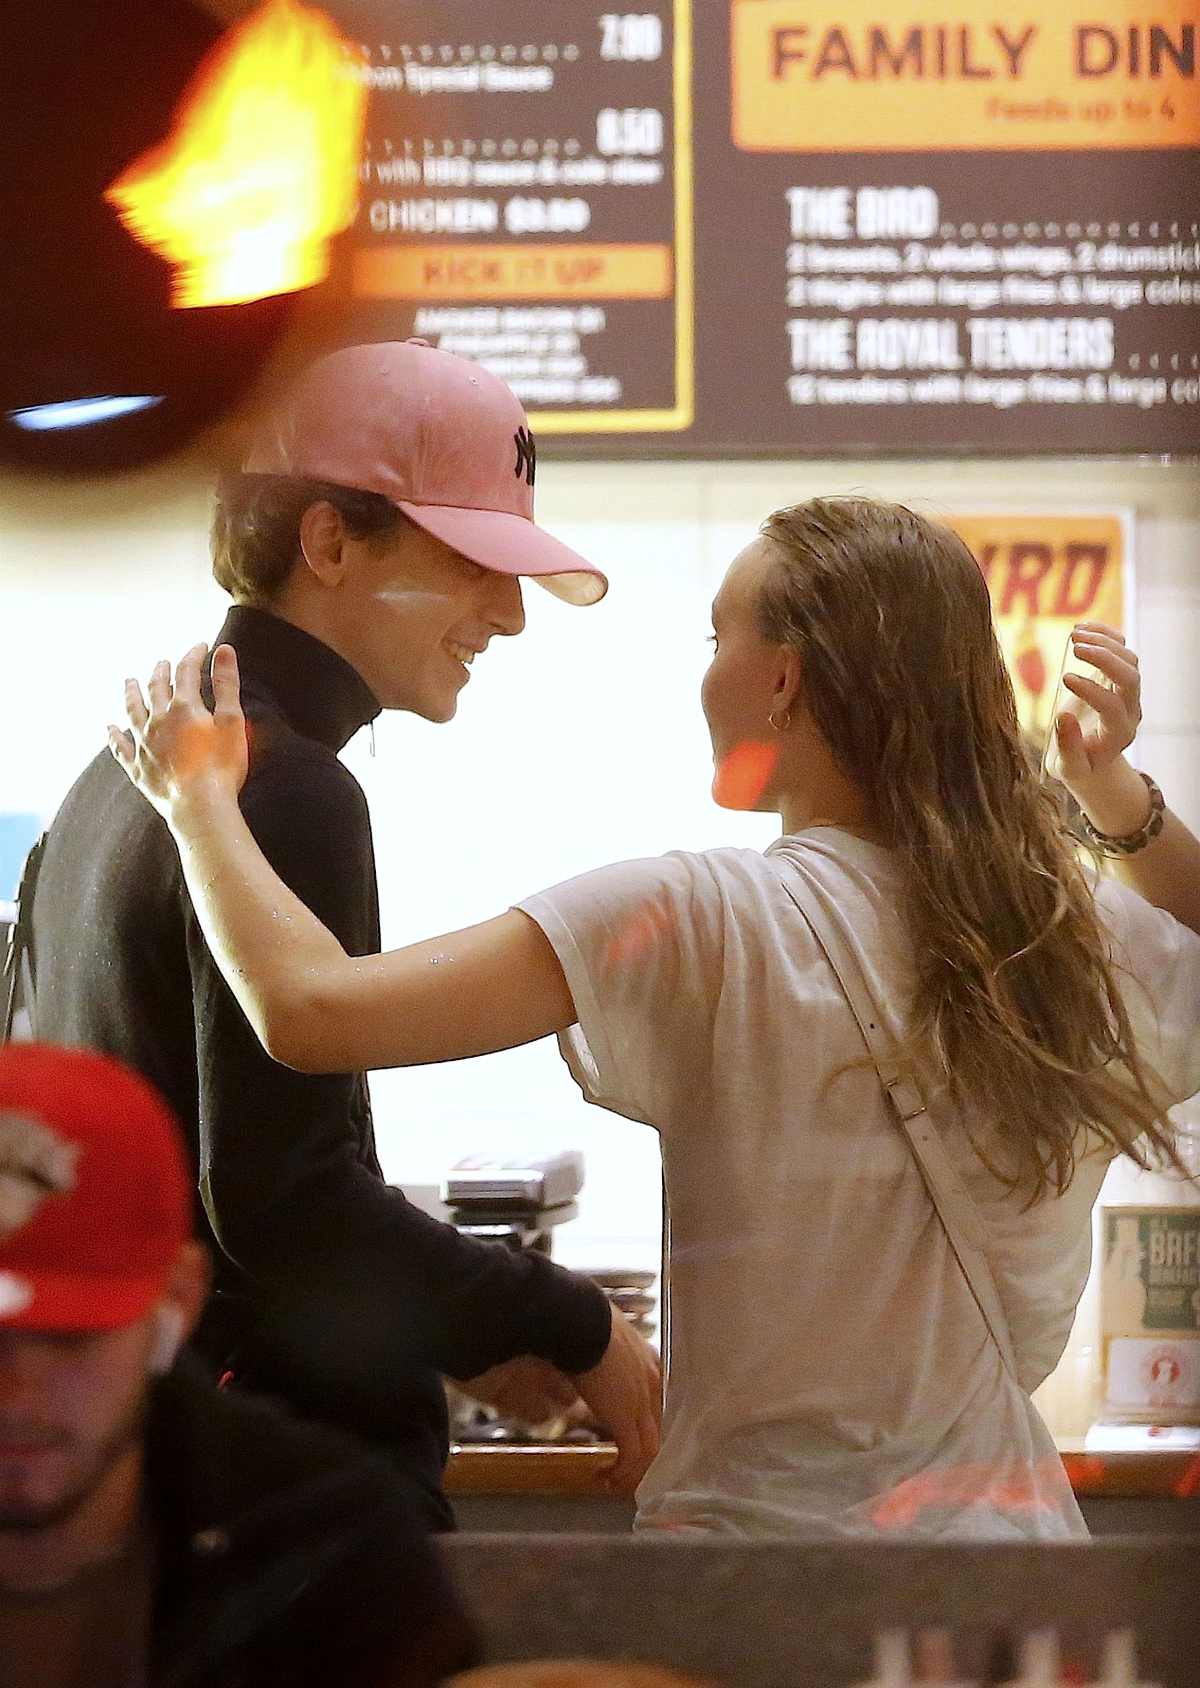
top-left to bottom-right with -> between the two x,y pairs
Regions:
23,341 -> 659,1521
0,1041 -> 477,1688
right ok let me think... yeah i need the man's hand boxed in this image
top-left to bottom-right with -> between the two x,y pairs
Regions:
455,1356 -> 585,1427
569,1308 -> 662,1495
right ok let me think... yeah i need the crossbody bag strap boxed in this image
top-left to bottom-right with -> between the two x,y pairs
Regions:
3,832 -> 47,1043
776,862 -> 1019,1383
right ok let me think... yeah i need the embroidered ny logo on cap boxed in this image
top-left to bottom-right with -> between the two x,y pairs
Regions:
513,426 -> 537,488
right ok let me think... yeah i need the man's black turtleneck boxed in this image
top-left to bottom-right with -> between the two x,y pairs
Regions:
29,605 -> 611,1518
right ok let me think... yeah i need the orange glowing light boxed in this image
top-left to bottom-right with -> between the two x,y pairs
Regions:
1177,1456 -> 1200,1499
104,0 -> 366,308
712,739 -> 779,810
870,1456 -> 1065,1529
604,900 -> 677,970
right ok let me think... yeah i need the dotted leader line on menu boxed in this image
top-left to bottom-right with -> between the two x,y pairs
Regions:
370,139 -> 584,157
1128,353 -> 1199,370
939,222 -> 1200,240
362,44 -> 582,64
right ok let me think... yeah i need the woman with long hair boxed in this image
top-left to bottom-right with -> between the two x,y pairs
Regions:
111,497 -> 1200,1539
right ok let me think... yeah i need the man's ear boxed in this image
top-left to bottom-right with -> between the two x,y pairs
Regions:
160,1240 -> 210,1350
297,501 -> 350,587
146,1240 -> 209,1376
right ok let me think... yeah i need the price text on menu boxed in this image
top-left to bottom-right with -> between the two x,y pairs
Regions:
343,1 -> 693,433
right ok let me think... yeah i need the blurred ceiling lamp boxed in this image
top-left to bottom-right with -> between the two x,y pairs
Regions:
9,397 -> 165,432
1,0 -> 371,479
105,0 -> 366,309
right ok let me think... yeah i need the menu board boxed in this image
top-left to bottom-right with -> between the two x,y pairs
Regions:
341,0 -> 691,434
700,1 -> 1200,456
335,2 -> 1199,456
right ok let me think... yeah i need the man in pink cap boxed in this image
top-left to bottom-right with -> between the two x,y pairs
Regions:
0,1041 -> 476,1687
24,343 -> 659,1520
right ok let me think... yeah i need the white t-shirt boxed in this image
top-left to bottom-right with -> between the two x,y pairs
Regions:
518,828 -> 1200,1540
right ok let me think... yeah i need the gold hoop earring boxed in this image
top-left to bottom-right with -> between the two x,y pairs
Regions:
768,708 -> 791,732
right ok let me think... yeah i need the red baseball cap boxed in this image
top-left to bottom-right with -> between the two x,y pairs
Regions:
0,1044 -> 191,1331
242,340 -> 608,606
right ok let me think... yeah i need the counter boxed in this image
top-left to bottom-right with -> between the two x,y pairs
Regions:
444,1440 -> 1200,1535
438,1535 -> 1200,1687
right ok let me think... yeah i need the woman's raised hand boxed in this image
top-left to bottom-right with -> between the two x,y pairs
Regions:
108,643 -> 249,822
1051,621 -> 1142,785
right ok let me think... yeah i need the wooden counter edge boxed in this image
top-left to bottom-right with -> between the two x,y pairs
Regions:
1059,1447 -> 1200,1499
446,1442 -> 1200,1501
446,1443 -> 617,1495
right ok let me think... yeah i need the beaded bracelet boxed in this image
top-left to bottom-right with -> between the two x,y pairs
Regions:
1075,769 -> 1166,857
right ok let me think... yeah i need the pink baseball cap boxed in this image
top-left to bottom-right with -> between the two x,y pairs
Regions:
0,1045 -> 192,1331
242,340 -> 607,606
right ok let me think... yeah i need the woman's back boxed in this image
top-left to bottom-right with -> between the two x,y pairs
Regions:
520,828 -> 1200,1538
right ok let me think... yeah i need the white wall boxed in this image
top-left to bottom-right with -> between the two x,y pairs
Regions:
2,454 -> 1199,1284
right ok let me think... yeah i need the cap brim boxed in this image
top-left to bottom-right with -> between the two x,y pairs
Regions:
396,502 -> 608,606
0,1270 -> 165,1332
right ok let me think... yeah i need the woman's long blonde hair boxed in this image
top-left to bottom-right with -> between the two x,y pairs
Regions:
758,496 -> 1183,1200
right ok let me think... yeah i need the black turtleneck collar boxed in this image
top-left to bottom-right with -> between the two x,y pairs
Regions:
213,605 -> 381,755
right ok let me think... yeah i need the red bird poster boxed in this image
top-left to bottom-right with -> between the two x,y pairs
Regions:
948,512 -> 1130,752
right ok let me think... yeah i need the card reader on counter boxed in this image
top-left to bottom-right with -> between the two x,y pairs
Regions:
442,1149 -> 584,1211
441,1150 -> 584,1252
